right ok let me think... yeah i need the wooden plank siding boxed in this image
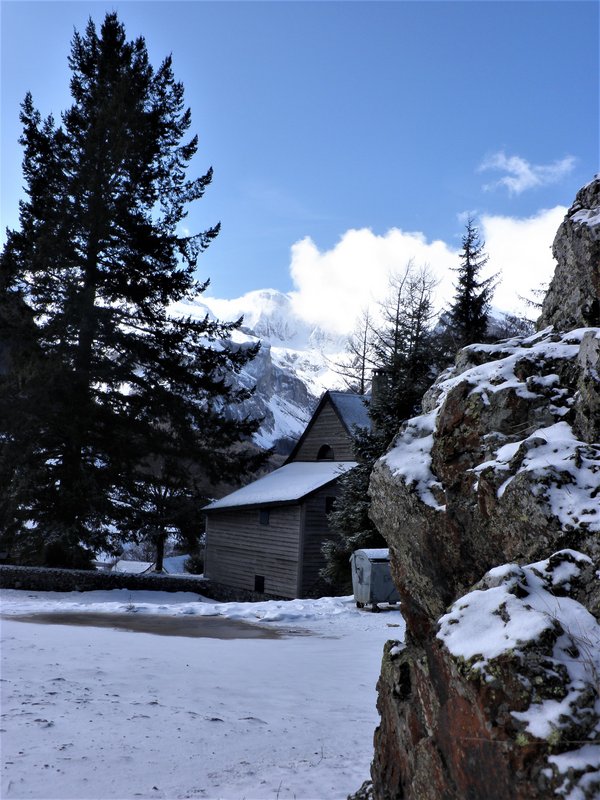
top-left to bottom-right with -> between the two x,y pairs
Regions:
291,400 -> 355,462
204,506 -> 301,598
203,391 -> 365,599
299,482 -> 343,596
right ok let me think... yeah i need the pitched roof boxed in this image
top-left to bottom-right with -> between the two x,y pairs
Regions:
328,391 -> 371,433
203,461 -> 357,511
285,390 -> 371,463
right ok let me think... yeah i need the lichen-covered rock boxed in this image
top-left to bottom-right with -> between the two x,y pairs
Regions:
540,176 -> 600,330
367,178 -> 600,800
576,329 -> 600,442
371,326 -> 600,633
372,551 -> 600,800
369,327 -> 600,797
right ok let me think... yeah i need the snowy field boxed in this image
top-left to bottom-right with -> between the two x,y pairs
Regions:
1,589 -> 405,800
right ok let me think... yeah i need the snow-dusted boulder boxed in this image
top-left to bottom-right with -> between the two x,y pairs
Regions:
373,550 -> 600,800
366,178 -> 600,800
370,326 -> 600,631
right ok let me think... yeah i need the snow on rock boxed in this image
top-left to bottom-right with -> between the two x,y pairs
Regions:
367,178 -> 600,800
572,208 -> 600,228
371,324 -> 600,628
477,420 -> 600,531
381,326 -> 600,519
438,550 -> 600,799
382,410 -> 444,510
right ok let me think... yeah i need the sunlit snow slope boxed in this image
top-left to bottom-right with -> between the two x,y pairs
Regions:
172,289 -> 347,452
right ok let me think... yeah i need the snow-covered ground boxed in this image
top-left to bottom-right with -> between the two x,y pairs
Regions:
1,589 -> 405,800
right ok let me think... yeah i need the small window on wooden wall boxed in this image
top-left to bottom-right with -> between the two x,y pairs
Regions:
254,575 -> 265,592
259,508 -> 270,525
317,444 -> 334,461
325,496 -> 336,514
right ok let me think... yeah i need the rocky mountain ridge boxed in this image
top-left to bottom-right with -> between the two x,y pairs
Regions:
172,289 -> 347,452
366,177 -> 600,799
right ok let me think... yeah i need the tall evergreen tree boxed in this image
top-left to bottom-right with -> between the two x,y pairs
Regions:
0,14 -> 265,565
445,217 -> 496,349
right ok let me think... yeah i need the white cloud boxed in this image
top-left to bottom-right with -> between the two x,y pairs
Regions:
288,228 -> 457,336
480,206 -> 566,315
202,208 -> 566,340
480,151 -> 576,195
287,207 -> 566,337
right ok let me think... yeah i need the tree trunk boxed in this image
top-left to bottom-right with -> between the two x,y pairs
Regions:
155,530 -> 166,572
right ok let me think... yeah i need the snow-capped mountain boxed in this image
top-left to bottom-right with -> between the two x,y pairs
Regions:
172,290 -> 348,453
171,289 -> 533,455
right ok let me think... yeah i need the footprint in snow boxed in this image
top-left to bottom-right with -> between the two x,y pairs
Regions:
34,719 -> 54,728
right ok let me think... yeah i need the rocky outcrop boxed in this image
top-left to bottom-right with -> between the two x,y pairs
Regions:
372,551 -> 600,800
373,326 -> 600,631
367,178 -> 600,799
540,176 -> 600,330
229,338 -> 318,453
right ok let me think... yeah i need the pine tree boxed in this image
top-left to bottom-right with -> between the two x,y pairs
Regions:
445,217 -> 496,349
330,309 -> 377,395
0,14 -> 265,566
368,263 -> 438,443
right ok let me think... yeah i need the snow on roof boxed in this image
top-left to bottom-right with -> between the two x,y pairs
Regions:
203,461 -> 357,511
329,391 -> 371,433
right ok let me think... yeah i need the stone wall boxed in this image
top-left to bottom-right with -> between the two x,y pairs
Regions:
0,564 -> 284,603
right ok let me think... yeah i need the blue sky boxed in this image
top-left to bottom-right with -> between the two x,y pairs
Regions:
1,1 -> 598,332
